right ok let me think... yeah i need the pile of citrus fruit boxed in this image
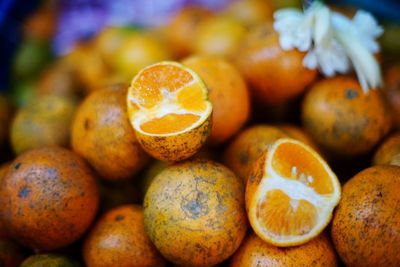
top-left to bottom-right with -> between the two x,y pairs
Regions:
1,0 -> 400,266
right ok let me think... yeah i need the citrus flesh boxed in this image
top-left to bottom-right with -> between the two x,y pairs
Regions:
246,138 -> 341,246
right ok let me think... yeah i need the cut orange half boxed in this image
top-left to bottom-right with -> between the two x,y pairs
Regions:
127,61 -> 212,161
246,138 -> 341,247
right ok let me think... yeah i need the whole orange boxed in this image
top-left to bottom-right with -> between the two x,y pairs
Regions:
194,15 -> 247,59
373,132 -> 400,166
143,159 -> 248,267
230,233 -> 337,267
223,124 -> 288,182
331,165 -> 400,266
166,6 -> 213,58
302,76 -> 391,157
0,147 -> 99,251
235,23 -> 317,105
83,204 -> 165,267
182,55 -> 251,145
71,85 -> 149,181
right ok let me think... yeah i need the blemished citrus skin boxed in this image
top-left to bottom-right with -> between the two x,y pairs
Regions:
72,85 -> 150,180
331,165 -> 400,267
10,95 -> 77,155
373,132 -> 400,166
302,76 -> 392,157
235,24 -> 317,105
0,162 -> 11,239
20,254 -> 81,267
0,147 -> 99,251
83,205 -> 166,267
182,55 -> 251,145
230,233 -> 338,267
143,159 -> 248,267
223,125 -> 288,182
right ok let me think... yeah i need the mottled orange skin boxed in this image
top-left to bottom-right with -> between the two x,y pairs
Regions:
383,64 -> 400,129
0,95 -> 13,149
194,16 -> 247,59
143,159 -> 248,267
302,76 -> 391,157
83,205 -> 165,267
0,163 -> 11,238
10,95 -> 77,155
135,115 -> 212,162
20,254 -> 80,267
72,86 -> 149,180
0,238 -> 25,267
223,125 -> 288,182
0,147 -> 99,251
373,132 -> 400,166
182,55 -> 250,145
230,233 -> 338,267
166,7 -> 213,58
331,165 -> 400,267
235,24 -> 317,105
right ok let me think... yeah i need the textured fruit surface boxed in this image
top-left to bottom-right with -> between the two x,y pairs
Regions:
72,85 -> 149,180
20,254 -> 80,267
127,61 -> 212,161
373,132 -> 400,166
182,55 -> 250,145
230,233 -> 337,267
246,138 -> 341,246
0,147 -> 99,251
143,159 -> 247,267
223,125 -> 288,182
83,205 -> 165,267
10,95 -> 77,155
302,76 -> 391,157
235,24 -> 317,105
331,165 -> 400,267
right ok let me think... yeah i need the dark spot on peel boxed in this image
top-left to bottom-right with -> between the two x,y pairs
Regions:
239,152 -> 249,165
18,187 -> 31,198
14,162 -> 21,170
84,118 -> 90,130
115,215 -> 124,221
345,88 -> 358,100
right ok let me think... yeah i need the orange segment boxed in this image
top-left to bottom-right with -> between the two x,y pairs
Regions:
141,114 -> 201,135
127,61 -> 212,161
246,138 -> 341,247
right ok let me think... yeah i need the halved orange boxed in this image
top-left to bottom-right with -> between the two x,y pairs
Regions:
127,61 -> 212,162
246,138 -> 341,247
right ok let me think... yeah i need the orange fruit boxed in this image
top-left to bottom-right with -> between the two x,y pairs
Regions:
246,138 -> 341,246
182,55 -> 250,145
127,61 -> 213,162
20,254 -> 80,267
331,165 -> 400,266
235,24 -> 317,105
114,32 -> 171,79
71,85 -> 149,181
223,125 -> 288,182
166,6 -> 213,58
279,124 -> 321,153
230,233 -> 338,267
194,15 -> 247,59
0,162 -> 11,239
0,238 -> 25,267
143,159 -> 248,267
222,0 -> 274,28
83,204 -> 166,267
0,147 -> 99,251
373,132 -> 400,166
302,76 -> 392,157
0,95 -> 13,149
383,64 -> 400,129
10,95 -> 77,155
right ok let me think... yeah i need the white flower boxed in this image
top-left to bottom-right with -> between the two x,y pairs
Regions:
273,2 -> 383,93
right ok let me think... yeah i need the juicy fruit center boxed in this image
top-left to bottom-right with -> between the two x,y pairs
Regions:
128,63 -> 209,135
